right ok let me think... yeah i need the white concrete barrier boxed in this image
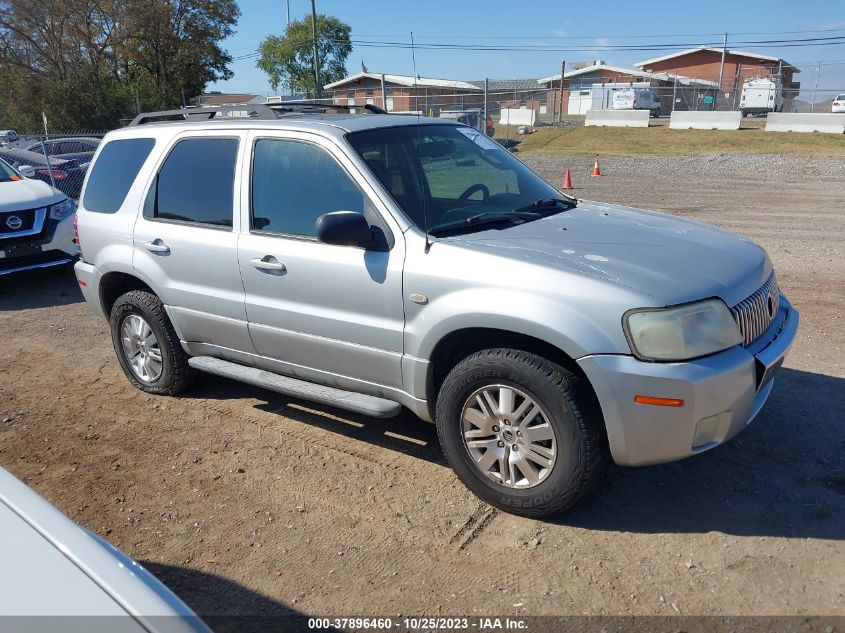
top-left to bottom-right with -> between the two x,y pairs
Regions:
765,113 -> 845,134
499,108 -> 537,127
585,109 -> 650,128
669,111 -> 742,130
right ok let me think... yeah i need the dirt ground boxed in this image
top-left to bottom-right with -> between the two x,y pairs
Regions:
1,154 -> 843,623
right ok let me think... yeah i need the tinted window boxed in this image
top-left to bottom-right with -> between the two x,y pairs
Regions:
251,139 -> 369,237
83,138 -> 155,213
59,142 -> 85,154
146,138 -> 238,228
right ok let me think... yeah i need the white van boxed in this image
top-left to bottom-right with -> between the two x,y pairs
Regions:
612,89 -> 661,117
739,78 -> 784,116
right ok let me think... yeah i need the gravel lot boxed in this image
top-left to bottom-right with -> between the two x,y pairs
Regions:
1,153 -> 842,623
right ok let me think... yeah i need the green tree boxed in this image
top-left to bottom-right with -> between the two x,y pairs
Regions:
256,14 -> 352,95
122,0 -> 240,107
0,0 -> 239,129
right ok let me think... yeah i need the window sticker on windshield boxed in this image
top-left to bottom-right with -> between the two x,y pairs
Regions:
456,126 -> 500,150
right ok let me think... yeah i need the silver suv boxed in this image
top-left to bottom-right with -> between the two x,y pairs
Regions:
74,106 -> 798,517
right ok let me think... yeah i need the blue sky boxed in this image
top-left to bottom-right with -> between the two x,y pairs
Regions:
209,0 -> 845,95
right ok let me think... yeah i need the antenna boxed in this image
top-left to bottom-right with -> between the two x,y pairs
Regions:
410,31 -> 432,253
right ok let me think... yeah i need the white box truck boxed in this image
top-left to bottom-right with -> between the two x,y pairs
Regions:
739,78 -> 783,116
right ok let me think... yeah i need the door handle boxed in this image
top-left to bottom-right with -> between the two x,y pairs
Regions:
250,256 -> 286,274
143,239 -> 170,254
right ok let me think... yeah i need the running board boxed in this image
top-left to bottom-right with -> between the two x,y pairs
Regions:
188,356 -> 402,418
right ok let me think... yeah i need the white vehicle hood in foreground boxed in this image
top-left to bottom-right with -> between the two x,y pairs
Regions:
0,467 -> 209,632
0,177 -> 64,212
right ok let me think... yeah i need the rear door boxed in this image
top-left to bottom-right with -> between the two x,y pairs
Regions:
132,131 -> 253,353
237,130 -> 406,389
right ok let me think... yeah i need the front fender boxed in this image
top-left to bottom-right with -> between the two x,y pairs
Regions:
405,286 -> 632,362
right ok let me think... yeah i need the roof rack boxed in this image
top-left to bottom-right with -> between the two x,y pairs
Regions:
128,102 -> 389,127
128,104 -> 280,127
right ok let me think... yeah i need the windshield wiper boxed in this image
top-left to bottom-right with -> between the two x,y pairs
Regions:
428,210 -> 542,236
512,197 -> 576,215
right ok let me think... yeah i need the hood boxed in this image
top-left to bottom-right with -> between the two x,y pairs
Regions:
445,200 -> 771,307
0,177 -> 64,212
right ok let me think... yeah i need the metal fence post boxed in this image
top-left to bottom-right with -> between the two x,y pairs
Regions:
672,77 -> 677,113
558,60 -> 565,123
40,112 -> 56,189
483,78 -> 488,132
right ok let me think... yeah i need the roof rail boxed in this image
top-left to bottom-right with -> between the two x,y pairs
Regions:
127,101 -> 390,127
128,104 -> 280,127
267,102 -> 389,115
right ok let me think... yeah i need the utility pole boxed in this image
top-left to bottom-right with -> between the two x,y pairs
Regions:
717,32 -> 728,110
286,0 -> 290,28
558,60 -> 566,123
310,0 -> 320,99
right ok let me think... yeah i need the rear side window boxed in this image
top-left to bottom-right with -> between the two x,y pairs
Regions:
83,138 -> 155,213
145,138 -> 238,228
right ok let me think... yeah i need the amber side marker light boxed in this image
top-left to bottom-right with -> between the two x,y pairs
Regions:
634,395 -> 685,407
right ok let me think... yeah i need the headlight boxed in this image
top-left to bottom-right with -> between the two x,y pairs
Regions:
49,198 -> 75,221
624,299 -> 742,361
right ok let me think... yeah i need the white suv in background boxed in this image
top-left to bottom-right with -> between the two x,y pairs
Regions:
832,95 -> 845,113
0,158 -> 77,276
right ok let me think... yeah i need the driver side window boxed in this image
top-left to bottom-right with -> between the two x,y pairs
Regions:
251,139 -> 376,238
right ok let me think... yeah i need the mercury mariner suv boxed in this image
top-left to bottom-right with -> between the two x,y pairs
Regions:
74,105 -> 798,517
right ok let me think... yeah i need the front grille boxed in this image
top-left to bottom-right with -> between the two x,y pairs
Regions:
0,208 -> 38,233
730,272 -> 781,346
0,249 -> 68,272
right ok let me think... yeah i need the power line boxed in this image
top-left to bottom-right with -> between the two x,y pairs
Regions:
285,26 -> 845,40
231,35 -> 845,61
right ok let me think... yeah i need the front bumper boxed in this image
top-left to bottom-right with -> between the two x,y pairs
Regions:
577,296 -> 799,466
0,214 -> 78,276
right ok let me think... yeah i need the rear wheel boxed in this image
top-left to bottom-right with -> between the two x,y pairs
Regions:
435,349 -> 606,518
110,290 -> 196,395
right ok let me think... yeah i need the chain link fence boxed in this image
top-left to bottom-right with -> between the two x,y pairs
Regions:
317,60 -> 845,125
0,130 -> 106,200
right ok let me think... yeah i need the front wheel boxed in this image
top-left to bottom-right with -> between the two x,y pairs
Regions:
435,349 -> 606,518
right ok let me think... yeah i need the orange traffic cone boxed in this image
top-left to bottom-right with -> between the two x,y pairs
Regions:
591,156 -> 602,177
562,169 -> 573,190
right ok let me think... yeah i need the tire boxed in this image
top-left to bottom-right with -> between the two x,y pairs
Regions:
110,290 -> 196,395
435,349 -> 606,518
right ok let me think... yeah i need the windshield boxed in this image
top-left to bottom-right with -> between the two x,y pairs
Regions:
0,159 -> 21,182
346,124 -> 566,231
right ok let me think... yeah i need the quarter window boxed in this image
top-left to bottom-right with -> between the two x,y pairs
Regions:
251,139 -> 371,238
83,138 -> 156,214
145,138 -> 238,228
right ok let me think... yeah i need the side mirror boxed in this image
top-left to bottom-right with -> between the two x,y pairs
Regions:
316,211 -> 374,248
18,165 -> 35,178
